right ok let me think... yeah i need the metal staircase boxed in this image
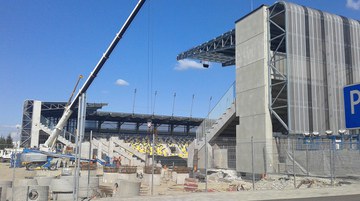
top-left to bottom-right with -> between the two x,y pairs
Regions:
196,102 -> 236,150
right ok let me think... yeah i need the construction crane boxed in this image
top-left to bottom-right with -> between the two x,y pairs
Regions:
66,75 -> 83,107
40,0 -> 147,151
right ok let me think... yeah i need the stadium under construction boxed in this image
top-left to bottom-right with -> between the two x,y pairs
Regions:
20,1 -> 360,177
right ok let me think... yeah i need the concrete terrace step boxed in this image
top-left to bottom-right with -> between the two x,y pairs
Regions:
111,137 -> 146,161
91,138 -> 144,166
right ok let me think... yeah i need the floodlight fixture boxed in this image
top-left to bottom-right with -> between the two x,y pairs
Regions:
201,60 -> 210,68
147,120 -> 152,129
312,131 -> 319,136
339,129 -> 347,135
325,130 -> 333,135
303,132 -> 310,137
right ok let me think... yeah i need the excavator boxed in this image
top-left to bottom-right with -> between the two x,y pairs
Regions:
20,0 -> 147,170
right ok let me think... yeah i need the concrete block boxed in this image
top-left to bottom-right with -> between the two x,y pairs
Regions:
15,179 -> 38,186
80,170 -> 97,177
143,173 -> 161,186
113,179 -> 141,197
214,149 -> 228,169
171,171 -> 177,182
175,173 -> 189,185
51,178 -> 73,192
78,176 -> 99,198
0,180 -> 12,201
53,193 -> 73,201
35,176 -> 55,187
13,186 -> 49,201
102,173 -> 137,183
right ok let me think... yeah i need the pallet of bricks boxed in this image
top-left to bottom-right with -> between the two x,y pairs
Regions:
103,166 -> 118,173
184,178 -> 198,192
173,166 -> 191,173
118,166 -> 137,174
144,166 -> 161,174
80,162 -> 97,170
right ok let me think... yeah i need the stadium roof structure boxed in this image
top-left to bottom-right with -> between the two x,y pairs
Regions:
40,101 -> 107,116
176,29 -> 235,67
37,101 -> 203,128
87,111 -> 203,127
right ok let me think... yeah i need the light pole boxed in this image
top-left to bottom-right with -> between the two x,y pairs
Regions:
147,120 -> 155,195
205,96 -> 212,193
12,125 -> 21,201
146,120 -> 152,167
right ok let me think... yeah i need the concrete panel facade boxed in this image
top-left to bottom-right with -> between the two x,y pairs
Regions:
213,149 -> 228,169
235,6 -> 274,174
196,143 -> 213,170
30,100 -> 42,148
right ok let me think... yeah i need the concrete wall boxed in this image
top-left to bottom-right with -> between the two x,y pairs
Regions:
213,148 -> 228,169
235,6 -> 274,174
196,143 -> 213,170
187,141 -> 195,168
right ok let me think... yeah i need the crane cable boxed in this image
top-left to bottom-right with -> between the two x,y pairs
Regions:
147,1 -> 154,115
66,75 -> 83,107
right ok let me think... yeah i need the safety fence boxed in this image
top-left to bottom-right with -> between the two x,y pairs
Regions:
189,136 -> 360,192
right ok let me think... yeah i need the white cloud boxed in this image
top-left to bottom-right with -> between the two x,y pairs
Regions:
346,0 -> 360,10
175,59 -> 206,71
0,124 -> 20,139
115,79 -> 129,86
0,125 -> 17,128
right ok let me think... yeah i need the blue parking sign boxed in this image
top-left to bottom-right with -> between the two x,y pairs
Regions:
344,83 -> 360,129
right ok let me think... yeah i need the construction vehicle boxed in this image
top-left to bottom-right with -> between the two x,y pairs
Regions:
20,0 -> 147,169
1,148 -> 23,162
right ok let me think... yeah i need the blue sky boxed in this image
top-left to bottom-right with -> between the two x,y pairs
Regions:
0,0 -> 359,137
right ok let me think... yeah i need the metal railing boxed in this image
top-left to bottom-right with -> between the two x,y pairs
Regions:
196,82 -> 235,140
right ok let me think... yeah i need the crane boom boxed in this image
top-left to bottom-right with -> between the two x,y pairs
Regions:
41,0 -> 147,151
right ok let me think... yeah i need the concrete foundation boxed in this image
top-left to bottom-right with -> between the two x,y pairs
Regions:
78,176 -> 99,198
35,176 -> 55,186
171,172 -> 190,184
53,193 -> 73,201
143,173 -> 161,186
195,143 -> 213,170
80,170 -> 97,177
113,179 -> 141,197
213,149 -> 228,169
0,180 -> 12,201
102,173 -> 137,183
16,179 -> 38,186
51,178 -> 73,193
13,185 -> 49,201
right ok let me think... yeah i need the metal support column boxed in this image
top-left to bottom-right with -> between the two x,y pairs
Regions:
73,93 -> 87,201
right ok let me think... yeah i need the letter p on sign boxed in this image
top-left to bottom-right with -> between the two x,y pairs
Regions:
350,90 -> 360,115
344,84 -> 360,129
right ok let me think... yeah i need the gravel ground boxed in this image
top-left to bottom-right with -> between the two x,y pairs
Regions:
2,163 -> 360,201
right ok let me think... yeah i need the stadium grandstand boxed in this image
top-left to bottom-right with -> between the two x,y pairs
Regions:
20,100 -> 202,166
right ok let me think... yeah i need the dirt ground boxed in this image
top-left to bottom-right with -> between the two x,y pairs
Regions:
0,162 -> 62,181
1,162 -> 359,200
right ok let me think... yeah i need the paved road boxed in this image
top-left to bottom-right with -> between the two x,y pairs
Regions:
269,194 -> 360,201
103,184 -> 360,201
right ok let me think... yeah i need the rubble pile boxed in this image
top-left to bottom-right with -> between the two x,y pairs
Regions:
200,170 -> 342,192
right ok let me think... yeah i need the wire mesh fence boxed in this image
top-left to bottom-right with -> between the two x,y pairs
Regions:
184,135 -> 360,192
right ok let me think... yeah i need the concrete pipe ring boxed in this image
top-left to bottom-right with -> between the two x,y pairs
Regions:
28,189 -> 39,200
